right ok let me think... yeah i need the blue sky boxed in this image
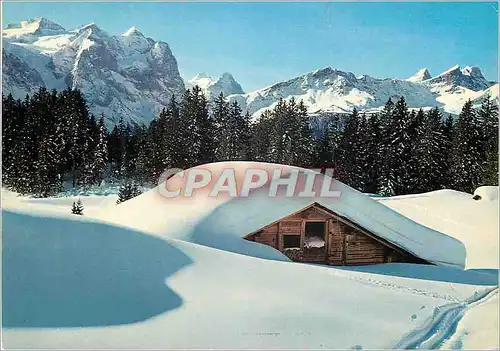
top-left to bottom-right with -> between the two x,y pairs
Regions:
3,2 -> 498,91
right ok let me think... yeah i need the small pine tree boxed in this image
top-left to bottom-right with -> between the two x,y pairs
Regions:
71,199 -> 84,215
116,183 -> 142,204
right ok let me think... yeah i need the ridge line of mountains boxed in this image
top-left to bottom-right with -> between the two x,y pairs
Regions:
3,17 -> 498,126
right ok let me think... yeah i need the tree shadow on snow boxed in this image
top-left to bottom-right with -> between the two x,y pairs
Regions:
2,210 -> 193,328
333,263 -> 498,286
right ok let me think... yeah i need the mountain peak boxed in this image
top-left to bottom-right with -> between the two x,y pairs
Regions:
212,73 -> 244,95
187,72 -> 244,96
425,64 -> 493,93
436,64 -> 461,78
221,72 -> 235,79
461,66 -> 484,79
407,68 -> 432,82
313,66 -> 335,75
193,72 -> 211,80
3,17 -> 66,37
32,17 -> 65,31
77,22 -> 101,32
122,26 -> 144,37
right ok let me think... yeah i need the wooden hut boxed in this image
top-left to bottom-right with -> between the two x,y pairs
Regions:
244,202 -> 429,266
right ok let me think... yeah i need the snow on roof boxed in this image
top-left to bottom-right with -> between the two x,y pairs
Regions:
474,186 -> 499,202
97,162 -> 466,268
377,189 -> 498,269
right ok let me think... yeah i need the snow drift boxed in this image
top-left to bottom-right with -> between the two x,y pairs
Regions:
97,162 -> 466,268
378,189 -> 499,269
3,209 -> 192,327
2,206 -> 495,349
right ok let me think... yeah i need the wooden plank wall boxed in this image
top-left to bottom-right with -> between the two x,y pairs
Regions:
251,223 -> 278,248
327,218 -> 344,265
246,204 -> 423,266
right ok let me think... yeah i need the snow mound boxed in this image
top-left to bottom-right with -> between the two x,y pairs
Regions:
474,186 -> 499,202
378,189 -> 499,269
97,162 -> 466,268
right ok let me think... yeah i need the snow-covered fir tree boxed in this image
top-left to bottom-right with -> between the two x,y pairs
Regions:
338,108 -> 364,190
313,115 -> 341,169
71,199 -> 84,215
478,95 -> 499,185
379,97 -> 415,196
34,134 -> 62,197
212,92 -> 231,160
116,183 -> 142,204
268,98 -> 314,167
250,110 -> 273,162
449,100 -> 484,193
363,113 -> 382,194
412,108 -> 448,193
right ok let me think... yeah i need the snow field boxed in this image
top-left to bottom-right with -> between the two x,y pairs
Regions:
1,168 -> 498,349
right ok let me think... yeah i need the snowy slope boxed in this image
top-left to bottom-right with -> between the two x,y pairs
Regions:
3,18 -> 66,37
94,162 -> 466,268
2,18 -> 185,125
377,189 -> 499,269
1,188 -> 119,215
186,72 -> 244,98
441,289 -> 499,350
2,175 -> 498,349
2,205 -> 497,349
420,65 -> 499,115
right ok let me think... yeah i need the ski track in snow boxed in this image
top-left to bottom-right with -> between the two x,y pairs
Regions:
393,287 -> 498,349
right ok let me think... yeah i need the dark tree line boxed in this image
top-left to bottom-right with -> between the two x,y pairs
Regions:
308,95 -> 498,195
2,86 -> 498,197
2,88 -> 107,197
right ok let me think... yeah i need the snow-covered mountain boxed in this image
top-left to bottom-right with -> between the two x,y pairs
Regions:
2,18 -> 185,125
420,65 -> 499,115
227,65 -> 498,118
186,72 -> 244,98
3,18 -> 498,124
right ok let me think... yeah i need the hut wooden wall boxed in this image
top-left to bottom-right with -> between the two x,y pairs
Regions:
245,203 -> 427,266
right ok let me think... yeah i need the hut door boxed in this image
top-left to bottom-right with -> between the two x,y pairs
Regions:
303,221 -> 327,262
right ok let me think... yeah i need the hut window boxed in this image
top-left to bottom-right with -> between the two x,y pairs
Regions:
283,234 -> 301,249
304,221 -> 326,248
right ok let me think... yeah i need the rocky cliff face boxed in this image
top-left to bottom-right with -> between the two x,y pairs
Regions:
2,18 -> 185,125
